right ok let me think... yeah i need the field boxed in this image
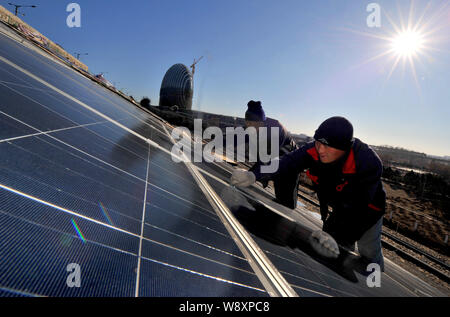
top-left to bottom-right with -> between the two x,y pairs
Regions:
382,181 -> 449,255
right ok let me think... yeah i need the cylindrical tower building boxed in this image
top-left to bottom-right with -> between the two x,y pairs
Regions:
159,63 -> 193,110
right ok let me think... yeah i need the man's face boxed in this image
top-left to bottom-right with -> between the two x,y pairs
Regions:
315,141 -> 346,164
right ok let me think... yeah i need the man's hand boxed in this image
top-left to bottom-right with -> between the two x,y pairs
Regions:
230,169 -> 256,187
308,230 -> 340,259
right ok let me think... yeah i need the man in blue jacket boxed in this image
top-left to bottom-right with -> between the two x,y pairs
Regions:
231,116 -> 386,270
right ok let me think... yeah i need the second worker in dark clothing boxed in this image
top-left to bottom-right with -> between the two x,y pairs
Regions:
244,100 -> 299,209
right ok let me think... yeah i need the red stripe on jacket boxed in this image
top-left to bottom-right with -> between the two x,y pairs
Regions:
368,203 -> 382,211
307,147 -> 319,161
306,170 -> 319,184
342,149 -> 356,174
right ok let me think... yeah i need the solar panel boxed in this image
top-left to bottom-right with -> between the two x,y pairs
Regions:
0,30 -> 445,298
0,33 -> 269,297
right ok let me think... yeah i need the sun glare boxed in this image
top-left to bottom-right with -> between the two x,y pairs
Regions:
391,30 -> 424,57
345,1 -> 449,92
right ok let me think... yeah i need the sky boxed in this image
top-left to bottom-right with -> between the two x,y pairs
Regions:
4,0 -> 450,157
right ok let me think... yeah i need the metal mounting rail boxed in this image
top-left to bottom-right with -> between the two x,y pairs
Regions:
161,124 -> 298,297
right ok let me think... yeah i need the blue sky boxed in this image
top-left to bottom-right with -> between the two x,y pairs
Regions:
5,0 -> 450,156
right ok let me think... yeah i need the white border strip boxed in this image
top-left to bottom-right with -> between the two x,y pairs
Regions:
135,144 -> 151,297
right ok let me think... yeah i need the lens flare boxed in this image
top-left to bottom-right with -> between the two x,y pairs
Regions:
71,218 -> 86,243
99,201 -> 113,225
391,30 -> 424,57
343,1 -> 448,93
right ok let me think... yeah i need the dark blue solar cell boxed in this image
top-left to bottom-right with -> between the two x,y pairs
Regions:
0,211 -> 137,297
0,84 -> 77,132
140,239 -> 265,293
0,112 -> 37,141
142,223 -> 250,272
138,258 -> 267,297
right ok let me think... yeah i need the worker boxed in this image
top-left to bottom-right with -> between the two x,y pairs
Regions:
243,100 -> 299,209
231,116 -> 386,270
140,97 -> 151,110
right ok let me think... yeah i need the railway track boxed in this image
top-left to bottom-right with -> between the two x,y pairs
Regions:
381,230 -> 449,271
297,191 -> 450,283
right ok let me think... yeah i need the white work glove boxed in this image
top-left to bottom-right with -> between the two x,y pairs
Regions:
230,169 -> 256,187
308,230 -> 340,259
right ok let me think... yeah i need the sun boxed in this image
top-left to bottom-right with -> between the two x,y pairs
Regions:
390,30 -> 424,57
342,1 -> 448,92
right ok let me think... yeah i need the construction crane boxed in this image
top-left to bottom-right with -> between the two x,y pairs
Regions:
190,56 -> 203,78
8,3 -> 37,16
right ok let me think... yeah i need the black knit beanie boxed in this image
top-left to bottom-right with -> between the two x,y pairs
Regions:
313,116 -> 354,151
245,100 -> 266,122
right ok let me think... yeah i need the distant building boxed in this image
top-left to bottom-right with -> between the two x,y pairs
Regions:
94,73 -> 114,88
159,63 -> 193,110
291,133 -> 313,146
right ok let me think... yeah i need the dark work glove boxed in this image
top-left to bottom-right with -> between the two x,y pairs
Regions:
322,214 -> 358,247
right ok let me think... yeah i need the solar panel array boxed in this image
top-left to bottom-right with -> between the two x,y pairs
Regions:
0,29 -> 445,297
